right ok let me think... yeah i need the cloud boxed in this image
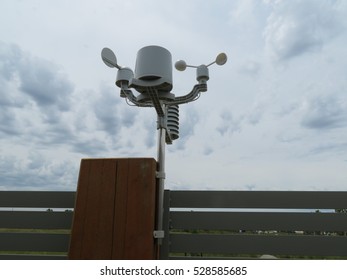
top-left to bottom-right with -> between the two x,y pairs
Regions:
71,138 -> 108,156
0,41 -> 76,144
142,116 -> 156,149
264,0 -> 345,60
306,142 -> 347,157
173,106 -> 200,150
0,152 -> 78,191
18,59 -> 73,111
217,110 -> 242,135
247,102 -> 266,125
0,108 -> 22,136
238,60 -> 261,77
94,85 -> 122,137
0,42 -> 74,111
301,95 -> 347,130
1,1 -> 346,192
203,146 -> 214,156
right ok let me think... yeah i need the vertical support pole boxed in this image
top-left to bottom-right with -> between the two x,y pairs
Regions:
155,105 -> 166,245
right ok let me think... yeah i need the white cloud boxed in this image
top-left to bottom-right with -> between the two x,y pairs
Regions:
217,110 -> 242,135
238,60 -> 262,77
301,94 -> 347,130
264,0 -> 346,61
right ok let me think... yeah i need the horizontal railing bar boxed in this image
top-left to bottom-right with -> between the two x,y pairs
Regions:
169,234 -> 347,256
168,191 -> 347,209
0,211 -> 73,229
0,233 -> 70,252
0,191 -> 76,208
0,254 -> 68,260
170,211 -> 347,231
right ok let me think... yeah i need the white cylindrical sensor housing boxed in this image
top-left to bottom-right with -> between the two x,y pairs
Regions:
134,45 -> 173,88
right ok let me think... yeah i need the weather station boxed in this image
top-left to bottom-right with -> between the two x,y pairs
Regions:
101,45 -> 227,247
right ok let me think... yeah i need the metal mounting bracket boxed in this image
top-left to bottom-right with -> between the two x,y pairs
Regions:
156,171 -> 166,179
153,230 -> 165,239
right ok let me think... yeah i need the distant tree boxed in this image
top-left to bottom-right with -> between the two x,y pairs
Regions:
46,208 -> 53,212
335,209 -> 347,213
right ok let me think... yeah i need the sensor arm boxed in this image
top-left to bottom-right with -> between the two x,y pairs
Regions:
120,83 -> 153,107
166,83 -> 207,106
121,80 -> 207,107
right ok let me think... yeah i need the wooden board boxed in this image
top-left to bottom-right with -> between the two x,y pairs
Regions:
68,158 -> 157,259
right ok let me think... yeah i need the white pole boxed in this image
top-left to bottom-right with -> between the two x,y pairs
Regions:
155,104 -> 166,245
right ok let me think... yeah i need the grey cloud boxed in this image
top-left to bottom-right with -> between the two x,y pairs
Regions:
38,122 -> 75,146
0,42 -> 22,81
0,41 -> 76,144
0,108 -> 22,136
277,133 -> 302,144
217,110 -> 241,136
203,146 -> 214,156
94,85 -> 122,137
301,95 -> 347,130
0,41 -> 74,111
179,108 -> 199,139
173,107 -> 199,150
144,132 -> 156,149
71,138 -> 108,156
0,153 -> 78,190
307,142 -> 347,157
0,42 -> 123,162
120,106 -> 137,127
238,60 -> 261,77
247,103 -> 265,125
18,60 -> 73,111
264,0 -> 344,60
143,117 -> 156,149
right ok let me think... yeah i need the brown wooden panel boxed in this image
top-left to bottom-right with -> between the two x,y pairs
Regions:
68,159 -> 91,259
170,234 -> 347,257
112,158 -> 129,259
81,159 -> 103,258
94,159 -> 117,259
122,158 -> 157,259
70,159 -> 116,259
69,158 -> 157,260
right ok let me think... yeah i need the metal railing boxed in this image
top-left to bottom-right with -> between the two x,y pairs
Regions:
1,190 -> 347,259
0,191 -> 75,260
160,190 -> 347,259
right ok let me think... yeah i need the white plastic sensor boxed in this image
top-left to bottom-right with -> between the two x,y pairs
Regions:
101,47 -> 122,70
175,52 -> 227,71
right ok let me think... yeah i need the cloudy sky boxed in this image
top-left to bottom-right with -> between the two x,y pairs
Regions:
1,0 -> 346,191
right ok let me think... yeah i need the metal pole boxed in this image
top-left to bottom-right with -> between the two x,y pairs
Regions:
155,105 -> 166,245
